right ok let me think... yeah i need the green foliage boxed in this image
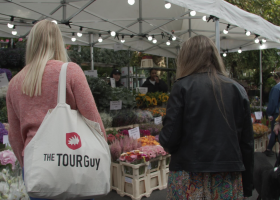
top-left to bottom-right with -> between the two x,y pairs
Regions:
0,98 -> 7,123
86,76 -> 136,112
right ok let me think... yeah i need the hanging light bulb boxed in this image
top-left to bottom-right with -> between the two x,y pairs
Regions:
128,0 -> 135,5
7,16 -> 14,29
245,30 -> 251,36
51,20 -> 58,24
190,10 -> 196,16
77,27 -> 83,37
121,35 -> 125,43
238,48 -> 242,53
11,26 -> 17,35
166,40 -> 171,46
148,35 -> 153,41
172,35 -> 176,41
262,38 -> 266,43
223,29 -> 228,34
202,16 -> 207,22
260,41 -> 265,48
165,2 -> 171,9
223,52 -> 227,57
71,33 -> 76,42
255,38 -> 259,43
110,31 -> 116,37
152,36 -> 157,44
98,34 -> 103,43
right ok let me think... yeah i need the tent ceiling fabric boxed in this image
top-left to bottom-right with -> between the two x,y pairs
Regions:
0,0 -> 279,58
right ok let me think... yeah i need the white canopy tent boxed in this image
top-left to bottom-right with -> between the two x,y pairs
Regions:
0,0 -> 280,109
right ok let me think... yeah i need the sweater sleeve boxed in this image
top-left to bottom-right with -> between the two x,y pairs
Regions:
68,63 -> 107,141
7,85 -> 25,167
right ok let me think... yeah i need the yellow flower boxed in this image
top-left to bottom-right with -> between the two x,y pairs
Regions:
136,97 -> 141,101
152,98 -> 157,106
158,95 -> 162,100
162,95 -> 169,103
138,94 -> 145,97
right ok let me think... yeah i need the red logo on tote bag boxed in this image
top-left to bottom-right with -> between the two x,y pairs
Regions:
66,132 -> 82,150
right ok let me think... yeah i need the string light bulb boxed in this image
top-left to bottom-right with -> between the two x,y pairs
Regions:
7,16 -> 14,29
98,34 -> 103,43
166,40 -> 171,46
172,35 -> 176,41
152,36 -> 157,44
128,0 -> 135,5
71,33 -> 76,42
110,31 -> 116,37
238,48 -> 242,53
165,2 -> 171,9
148,35 -> 153,41
223,29 -> 228,34
190,10 -> 196,16
202,16 -> 207,21
223,52 -> 227,57
11,26 -> 17,35
255,38 -> 259,43
121,35 -> 125,43
51,20 -> 58,24
245,30 -> 251,36
77,27 -> 83,37
262,38 -> 266,43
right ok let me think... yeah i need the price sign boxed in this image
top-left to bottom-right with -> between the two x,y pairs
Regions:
154,116 -> 162,125
0,73 -> 9,87
110,101 -> 122,110
110,78 -> 116,88
84,70 -> 98,78
254,112 -> 262,120
3,135 -> 9,146
136,87 -> 148,94
128,127 -> 140,139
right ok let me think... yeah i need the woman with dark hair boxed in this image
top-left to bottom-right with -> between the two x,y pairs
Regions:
141,68 -> 168,93
159,35 -> 254,199
109,68 -> 123,87
264,72 -> 280,157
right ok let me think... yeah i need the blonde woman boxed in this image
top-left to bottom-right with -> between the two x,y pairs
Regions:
159,35 -> 254,200
7,20 -> 105,200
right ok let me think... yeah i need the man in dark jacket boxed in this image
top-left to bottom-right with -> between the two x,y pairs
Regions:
141,68 -> 168,93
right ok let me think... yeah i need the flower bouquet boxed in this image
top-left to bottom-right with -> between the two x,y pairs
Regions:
135,92 -> 169,108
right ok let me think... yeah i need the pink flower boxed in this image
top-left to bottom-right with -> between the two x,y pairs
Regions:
0,40 -> 3,42
5,39 -> 9,42
0,150 -> 16,169
18,38 -> 23,42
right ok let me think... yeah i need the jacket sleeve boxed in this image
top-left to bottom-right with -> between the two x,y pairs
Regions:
240,98 -> 254,197
158,80 -> 168,93
69,63 -> 107,141
266,87 -> 280,116
7,86 -> 24,167
159,81 -> 184,153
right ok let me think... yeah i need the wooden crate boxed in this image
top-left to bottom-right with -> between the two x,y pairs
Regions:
160,154 -> 171,189
146,156 -> 162,192
111,162 -> 122,194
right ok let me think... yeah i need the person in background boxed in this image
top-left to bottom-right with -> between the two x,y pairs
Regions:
141,68 -> 168,93
264,72 -> 280,157
6,20 -> 105,200
160,35 -> 254,200
109,68 -> 123,87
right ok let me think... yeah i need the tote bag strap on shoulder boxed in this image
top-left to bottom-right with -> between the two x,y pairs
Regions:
57,63 -> 68,104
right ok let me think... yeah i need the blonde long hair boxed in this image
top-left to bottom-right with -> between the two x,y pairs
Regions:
22,20 -> 68,97
176,35 -> 227,79
177,35 -> 231,129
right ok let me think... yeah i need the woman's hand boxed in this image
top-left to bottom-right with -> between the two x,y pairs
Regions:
274,123 -> 280,135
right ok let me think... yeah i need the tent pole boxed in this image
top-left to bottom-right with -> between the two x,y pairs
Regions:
63,1 -> 66,21
189,14 -> 191,38
260,49 -> 262,111
166,57 -> 170,92
89,34 -> 94,70
215,18 -> 220,54
139,0 -> 142,34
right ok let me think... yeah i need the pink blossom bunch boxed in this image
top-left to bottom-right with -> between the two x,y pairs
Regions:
138,145 -> 166,159
110,139 -> 121,162
140,129 -> 151,137
119,150 -> 150,164
0,150 -> 16,169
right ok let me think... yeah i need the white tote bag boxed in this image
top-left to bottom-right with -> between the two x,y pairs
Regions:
24,63 -> 111,200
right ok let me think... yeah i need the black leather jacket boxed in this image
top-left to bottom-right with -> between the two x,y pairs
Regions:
159,72 -> 254,197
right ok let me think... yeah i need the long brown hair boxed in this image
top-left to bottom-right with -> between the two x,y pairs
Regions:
177,35 -> 231,128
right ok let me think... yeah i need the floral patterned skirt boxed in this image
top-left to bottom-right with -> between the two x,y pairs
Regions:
167,171 -> 244,200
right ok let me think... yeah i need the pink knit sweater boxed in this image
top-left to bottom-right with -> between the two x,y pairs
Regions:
7,60 -> 106,167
